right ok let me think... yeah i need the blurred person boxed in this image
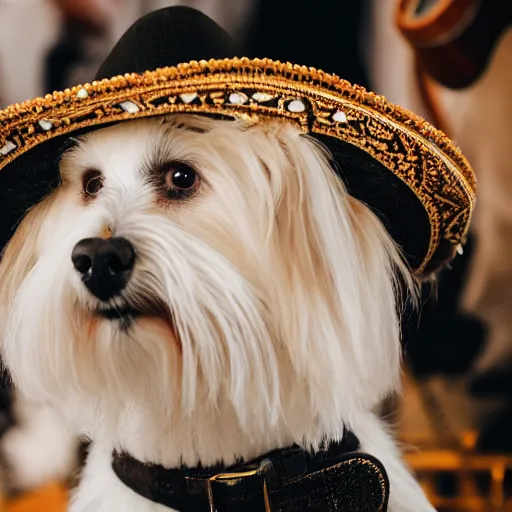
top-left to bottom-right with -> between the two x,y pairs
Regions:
365,0 -> 486,378
394,0 -> 512,391
396,0 -> 512,454
368,0 -> 512,453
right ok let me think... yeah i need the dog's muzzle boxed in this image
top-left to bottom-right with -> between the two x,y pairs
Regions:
71,237 -> 136,302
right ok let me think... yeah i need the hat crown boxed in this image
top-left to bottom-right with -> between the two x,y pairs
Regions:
95,6 -> 242,81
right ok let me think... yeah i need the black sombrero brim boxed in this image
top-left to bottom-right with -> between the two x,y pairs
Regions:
0,6 -> 475,276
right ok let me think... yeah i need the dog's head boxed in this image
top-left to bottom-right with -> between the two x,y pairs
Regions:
0,115 -> 413,453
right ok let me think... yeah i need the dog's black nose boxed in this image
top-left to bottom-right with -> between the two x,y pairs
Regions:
71,237 -> 136,301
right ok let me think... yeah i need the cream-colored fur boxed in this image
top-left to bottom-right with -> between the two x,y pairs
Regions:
0,115 -> 433,511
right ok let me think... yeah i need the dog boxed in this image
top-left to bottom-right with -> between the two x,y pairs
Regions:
0,113 -> 434,511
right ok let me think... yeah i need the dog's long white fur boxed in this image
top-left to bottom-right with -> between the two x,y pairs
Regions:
0,115 -> 434,511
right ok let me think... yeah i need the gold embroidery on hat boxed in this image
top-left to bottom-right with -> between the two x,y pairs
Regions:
0,57 -> 476,274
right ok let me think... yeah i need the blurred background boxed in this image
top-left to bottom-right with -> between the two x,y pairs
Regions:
0,0 -> 511,510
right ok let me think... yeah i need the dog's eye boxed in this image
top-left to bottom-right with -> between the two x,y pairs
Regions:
162,162 -> 200,198
83,170 -> 104,197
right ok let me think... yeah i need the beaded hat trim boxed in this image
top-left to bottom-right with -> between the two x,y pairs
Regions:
0,57 -> 476,274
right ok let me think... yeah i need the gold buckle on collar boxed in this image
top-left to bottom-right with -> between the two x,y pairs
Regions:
207,469 -> 271,512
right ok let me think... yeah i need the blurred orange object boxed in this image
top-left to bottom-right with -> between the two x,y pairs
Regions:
5,483 -> 68,512
396,0 -> 512,89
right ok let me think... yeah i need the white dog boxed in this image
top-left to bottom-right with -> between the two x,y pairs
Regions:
0,113 -> 434,511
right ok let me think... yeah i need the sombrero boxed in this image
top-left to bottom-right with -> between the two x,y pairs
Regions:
0,6 -> 476,276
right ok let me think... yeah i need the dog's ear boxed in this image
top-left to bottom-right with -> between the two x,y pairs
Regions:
255,123 -> 415,411
0,194 -> 57,315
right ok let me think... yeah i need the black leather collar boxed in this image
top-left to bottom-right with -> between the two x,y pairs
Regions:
112,429 -> 389,511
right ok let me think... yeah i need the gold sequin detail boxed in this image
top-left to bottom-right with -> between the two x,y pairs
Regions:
0,57 -> 476,274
